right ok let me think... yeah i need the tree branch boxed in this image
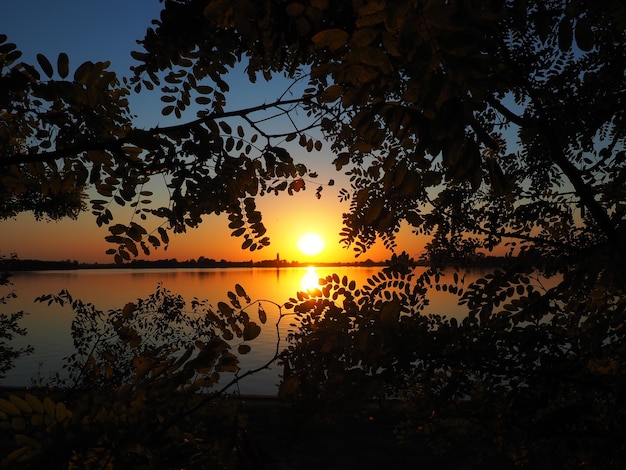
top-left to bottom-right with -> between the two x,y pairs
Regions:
488,97 -> 531,128
1,140 -> 121,167
1,98 -> 313,168
544,127 -> 619,243
425,194 -> 578,252
151,97 -> 309,135
500,52 -> 621,244
484,55 -> 618,244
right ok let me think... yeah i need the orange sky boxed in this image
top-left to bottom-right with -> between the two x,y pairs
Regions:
0,182 -> 425,264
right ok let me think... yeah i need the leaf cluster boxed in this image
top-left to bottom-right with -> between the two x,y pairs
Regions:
281,257 -> 626,467
0,257 -> 33,379
126,0 -> 626,271
1,32 -> 329,260
34,283 -> 265,390
0,283 -> 280,468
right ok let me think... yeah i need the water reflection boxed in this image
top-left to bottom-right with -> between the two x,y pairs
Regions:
2,266 -> 384,391
2,265 -> 551,393
300,266 -> 321,292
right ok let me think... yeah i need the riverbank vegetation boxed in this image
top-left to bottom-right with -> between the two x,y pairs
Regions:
3,254 -> 514,271
1,256 -> 389,271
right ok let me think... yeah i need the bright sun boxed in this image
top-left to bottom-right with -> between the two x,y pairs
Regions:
296,232 -> 325,257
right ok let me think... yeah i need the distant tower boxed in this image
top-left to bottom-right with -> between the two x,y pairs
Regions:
276,252 -> 280,262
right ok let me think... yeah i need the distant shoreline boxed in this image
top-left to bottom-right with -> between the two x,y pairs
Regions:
1,258 -> 391,272
2,256 -> 512,272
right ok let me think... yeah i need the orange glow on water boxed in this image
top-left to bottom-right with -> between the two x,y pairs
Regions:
300,266 -> 322,291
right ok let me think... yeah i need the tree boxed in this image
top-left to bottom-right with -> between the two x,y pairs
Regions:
2,0 -> 626,467
0,32 -> 325,262
0,257 -> 33,379
2,1 -> 624,264
1,283 -> 281,468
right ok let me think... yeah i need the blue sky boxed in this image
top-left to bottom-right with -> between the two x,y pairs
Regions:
2,1 -> 159,65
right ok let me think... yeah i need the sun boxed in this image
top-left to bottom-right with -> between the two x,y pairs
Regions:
296,232 -> 325,257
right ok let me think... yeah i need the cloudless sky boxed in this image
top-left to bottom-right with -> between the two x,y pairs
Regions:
0,0 -> 423,263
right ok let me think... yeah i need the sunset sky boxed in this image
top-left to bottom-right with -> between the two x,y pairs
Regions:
0,1 -> 423,264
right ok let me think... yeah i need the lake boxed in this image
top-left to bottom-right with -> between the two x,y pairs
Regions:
1,266 -> 482,395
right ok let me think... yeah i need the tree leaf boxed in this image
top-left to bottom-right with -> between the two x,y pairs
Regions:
286,2 -> 305,17
575,18 -> 594,51
558,18 -> 573,51
235,284 -> 247,298
36,53 -> 54,78
312,29 -> 350,51
218,301 -> 233,316
57,52 -> 69,78
133,355 -> 155,378
243,321 -> 261,341
73,60 -> 92,83
0,398 -> 21,416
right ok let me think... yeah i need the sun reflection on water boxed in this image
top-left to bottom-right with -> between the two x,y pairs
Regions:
300,266 -> 322,292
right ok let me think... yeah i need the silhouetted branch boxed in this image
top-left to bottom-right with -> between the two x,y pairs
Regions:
1,98 -> 313,167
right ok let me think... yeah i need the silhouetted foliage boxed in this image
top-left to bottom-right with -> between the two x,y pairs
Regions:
0,257 -> 33,379
2,0 -> 626,468
1,284 -> 284,468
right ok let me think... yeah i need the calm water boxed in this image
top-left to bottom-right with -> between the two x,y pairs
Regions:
1,266 -> 479,394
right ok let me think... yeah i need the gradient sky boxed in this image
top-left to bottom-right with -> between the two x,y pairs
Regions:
0,0 -> 424,263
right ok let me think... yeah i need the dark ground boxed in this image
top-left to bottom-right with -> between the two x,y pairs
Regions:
240,397 -> 457,470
